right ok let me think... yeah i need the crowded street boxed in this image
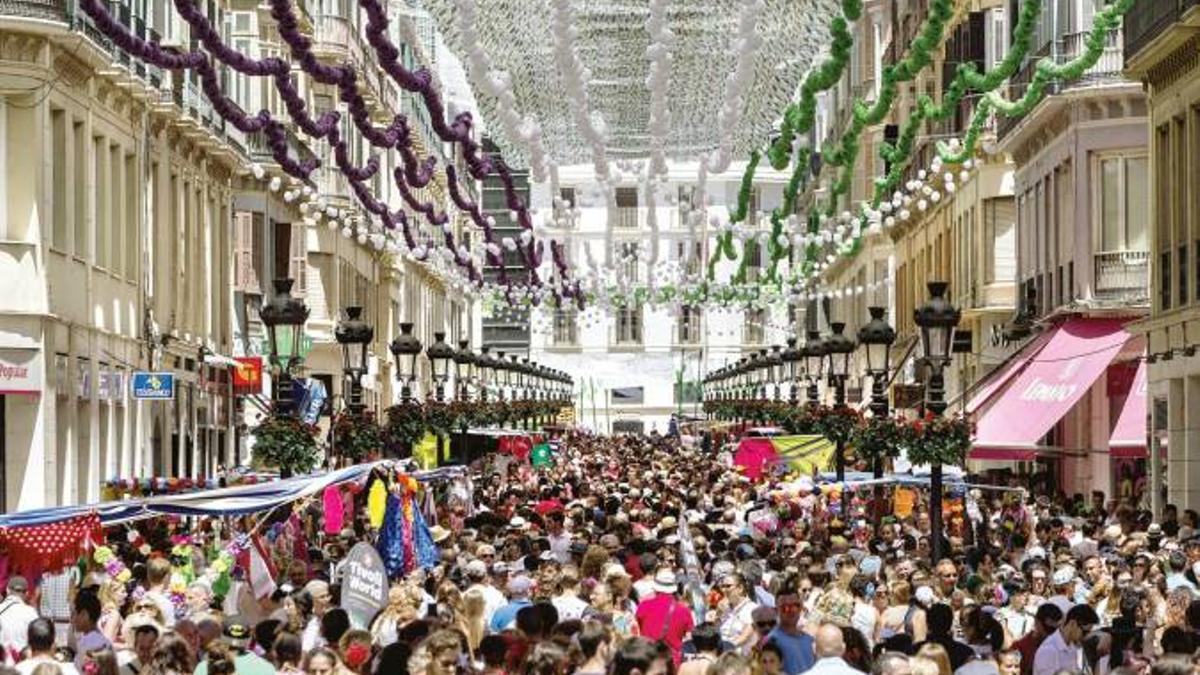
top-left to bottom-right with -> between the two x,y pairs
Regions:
0,0 -> 1196,671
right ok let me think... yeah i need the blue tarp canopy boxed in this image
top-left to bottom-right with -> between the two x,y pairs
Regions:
0,462 -> 466,528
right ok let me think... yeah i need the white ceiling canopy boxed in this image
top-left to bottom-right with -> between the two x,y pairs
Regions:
423,0 -> 839,171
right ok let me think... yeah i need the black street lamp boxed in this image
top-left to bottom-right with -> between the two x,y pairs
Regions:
802,330 -> 826,405
824,322 -> 856,482
766,346 -> 784,401
782,338 -> 802,405
388,322 -> 422,402
453,339 -> 475,402
914,281 -> 961,564
426,332 -> 455,402
259,278 -> 310,414
477,347 -> 494,402
495,351 -> 509,401
334,306 -> 373,415
858,305 -> 896,520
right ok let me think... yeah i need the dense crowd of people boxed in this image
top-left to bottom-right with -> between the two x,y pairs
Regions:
0,431 -> 1196,675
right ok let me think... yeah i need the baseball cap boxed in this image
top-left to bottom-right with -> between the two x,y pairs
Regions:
507,575 -> 534,596
6,576 -> 28,594
223,616 -> 252,646
465,560 -> 488,578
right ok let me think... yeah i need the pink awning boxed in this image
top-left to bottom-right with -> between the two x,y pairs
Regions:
1109,360 -> 1147,458
971,318 -> 1131,459
965,330 -> 1054,414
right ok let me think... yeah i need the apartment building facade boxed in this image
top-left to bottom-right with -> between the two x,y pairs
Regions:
528,161 -> 794,435
1123,0 -> 1200,513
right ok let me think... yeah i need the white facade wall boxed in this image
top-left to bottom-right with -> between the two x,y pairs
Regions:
528,161 -> 798,434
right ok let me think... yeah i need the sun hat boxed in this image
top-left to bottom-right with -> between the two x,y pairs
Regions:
652,569 -> 678,594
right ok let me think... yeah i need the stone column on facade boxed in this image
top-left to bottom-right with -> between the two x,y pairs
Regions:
1167,378 -> 1187,508
85,329 -> 100,499
1185,376 -> 1200,512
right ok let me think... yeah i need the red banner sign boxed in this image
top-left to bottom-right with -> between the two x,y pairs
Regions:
232,357 -> 263,395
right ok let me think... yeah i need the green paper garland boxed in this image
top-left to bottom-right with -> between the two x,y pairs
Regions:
706,0 -> 859,282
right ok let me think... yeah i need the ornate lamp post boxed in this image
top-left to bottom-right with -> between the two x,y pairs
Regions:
782,338 -> 802,405
388,322 -> 422,403
802,330 -> 826,406
334,306 -> 373,416
914,281 -> 961,564
494,351 -> 509,401
823,322 -> 857,482
765,346 -> 784,401
259,278 -> 309,415
858,307 -> 897,421
426,332 -> 455,403
858,306 -> 897,519
453,339 -> 475,402
477,347 -> 494,403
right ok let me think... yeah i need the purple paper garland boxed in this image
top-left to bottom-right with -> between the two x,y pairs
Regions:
81,0 -> 574,303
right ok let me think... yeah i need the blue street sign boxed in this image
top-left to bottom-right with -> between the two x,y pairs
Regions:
131,372 -> 175,400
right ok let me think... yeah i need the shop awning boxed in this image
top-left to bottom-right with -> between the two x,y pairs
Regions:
965,330 -> 1054,414
971,318 -> 1131,460
1109,360 -> 1148,458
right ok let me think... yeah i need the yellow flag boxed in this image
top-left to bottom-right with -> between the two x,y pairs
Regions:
367,479 -> 387,529
771,435 -> 835,475
414,432 -> 440,470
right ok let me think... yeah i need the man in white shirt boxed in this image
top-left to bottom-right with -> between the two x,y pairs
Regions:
16,618 -> 79,675
1032,605 -> 1098,675
807,623 -> 863,675
551,567 -> 588,621
465,560 -> 505,630
0,576 -> 40,665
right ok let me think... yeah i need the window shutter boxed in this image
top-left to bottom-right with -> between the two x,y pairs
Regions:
233,211 -> 251,291
290,221 -> 306,294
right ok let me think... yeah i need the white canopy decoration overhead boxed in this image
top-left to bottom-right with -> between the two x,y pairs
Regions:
424,0 -> 840,170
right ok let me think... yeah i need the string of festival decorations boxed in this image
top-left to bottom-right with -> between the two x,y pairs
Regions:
80,0 -> 584,307
803,0 -> 1132,278
704,0 -> 859,280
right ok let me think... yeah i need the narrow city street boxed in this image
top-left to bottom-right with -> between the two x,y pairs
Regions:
0,0 -> 1197,674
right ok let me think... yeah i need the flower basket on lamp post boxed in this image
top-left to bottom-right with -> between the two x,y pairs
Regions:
250,415 -> 320,478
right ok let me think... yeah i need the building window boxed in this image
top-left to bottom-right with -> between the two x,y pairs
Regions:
51,109 -> 68,250
677,306 -> 702,344
983,197 -> 1016,284
615,306 -> 643,345
610,387 -> 644,405
553,309 -> 577,346
615,187 -> 639,228
745,308 -> 765,344
1098,155 -> 1148,252
747,187 -> 761,225
619,242 -> 639,283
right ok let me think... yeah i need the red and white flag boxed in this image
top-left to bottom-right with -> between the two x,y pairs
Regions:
237,535 -> 278,599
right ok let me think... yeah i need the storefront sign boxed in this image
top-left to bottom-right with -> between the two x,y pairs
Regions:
131,372 -> 175,400
340,543 -> 389,629
232,357 -> 264,395
0,348 -> 41,395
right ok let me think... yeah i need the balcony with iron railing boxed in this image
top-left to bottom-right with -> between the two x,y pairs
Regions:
1094,250 -> 1150,304
614,207 -> 641,229
998,28 -> 1127,139
1124,0 -> 1200,62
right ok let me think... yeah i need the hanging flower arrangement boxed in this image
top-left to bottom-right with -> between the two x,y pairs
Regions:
905,412 -> 973,466
851,415 -> 913,463
383,401 -> 426,453
330,410 -> 384,463
809,405 -> 863,445
251,415 -> 320,477
423,401 -> 460,437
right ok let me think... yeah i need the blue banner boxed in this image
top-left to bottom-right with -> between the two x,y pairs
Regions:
131,372 -> 175,400
295,377 -> 327,425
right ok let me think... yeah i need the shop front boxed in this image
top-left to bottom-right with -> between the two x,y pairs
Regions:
967,316 -> 1146,501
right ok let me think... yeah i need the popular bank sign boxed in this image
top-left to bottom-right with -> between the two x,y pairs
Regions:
0,349 -> 42,395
